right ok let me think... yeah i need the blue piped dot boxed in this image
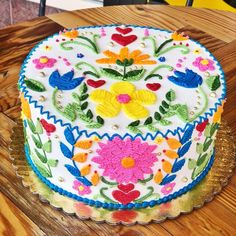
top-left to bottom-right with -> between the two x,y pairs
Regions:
77,53 -> 84,58
158,56 -> 166,62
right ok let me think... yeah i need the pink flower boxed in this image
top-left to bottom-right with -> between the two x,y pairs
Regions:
192,56 -> 215,72
92,137 -> 157,184
161,182 -> 176,195
33,56 -> 57,69
73,180 -> 91,195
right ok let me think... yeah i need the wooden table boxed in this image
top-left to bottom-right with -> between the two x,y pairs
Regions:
0,5 -> 236,236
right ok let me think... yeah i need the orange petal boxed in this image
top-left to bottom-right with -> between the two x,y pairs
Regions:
72,153 -> 88,162
129,50 -> 142,59
135,54 -> 150,61
81,165 -> 91,176
154,169 -> 163,184
74,140 -> 93,149
162,160 -> 172,173
96,58 -> 116,64
164,150 -> 179,159
103,50 -> 119,58
166,138 -> 182,149
135,60 -> 156,65
119,47 -> 129,61
91,171 -> 100,186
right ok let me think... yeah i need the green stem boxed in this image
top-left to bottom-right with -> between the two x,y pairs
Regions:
101,177 -> 117,186
134,186 -> 154,203
142,36 -> 158,56
123,64 -> 126,80
155,39 -> 173,55
146,65 -> 173,78
100,187 -> 118,203
138,174 -> 153,183
188,86 -> 208,122
35,131 -> 52,175
60,41 -> 95,53
75,62 -> 100,77
93,34 -> 101,53
155,45 -> 190,57
78,36 -> 99,53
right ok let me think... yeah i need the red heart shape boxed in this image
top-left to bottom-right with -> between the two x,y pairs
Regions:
115,27 -> 132,35
112,190 -> 140,205
111,34 -> 137,46
118,183 -> 135,193
146,83 -> 161,91
40,119 -> 56,133
196,119 -> 209,132
87,79 -> 106,88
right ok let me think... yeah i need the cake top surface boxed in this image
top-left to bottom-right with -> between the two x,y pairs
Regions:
19,24 -> 226,139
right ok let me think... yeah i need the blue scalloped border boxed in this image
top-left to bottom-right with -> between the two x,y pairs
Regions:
25,144 -> 214,209
18,24 -> 226,141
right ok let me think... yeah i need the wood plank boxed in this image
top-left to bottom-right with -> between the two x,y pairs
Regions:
0,193 -> 46,236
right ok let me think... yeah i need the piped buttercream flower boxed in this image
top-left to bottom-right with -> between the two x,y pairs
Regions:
192,56 -> 215,72
21,94 -> 31,119
161,182 -> 176,195
96,47 -> 156,65
92,137 -> 157,184
90,81 -> 156,119
33,56 -> 57,69
73,180 -> 91,195
62,29 -> 79,38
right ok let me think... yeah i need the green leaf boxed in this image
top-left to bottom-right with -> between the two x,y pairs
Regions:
176,105 -> 189,122
47,159 -> 58,167
34,148 -> 47,163
101,68 -> 123,78
80,94 -> 89,101
124,69 -> 144,79
64,104 -> 77,121
116,59 -> 124,66
196,143 -> 204,154
80,83 -> 88,94
86,123 -> 103,129
169,104 -> 181,111
42,140 -> 52,153
147,124 -> 159,132
127,126 -> 143,134
154,112 -> 162,121
83,71 -> 100,78
210,123 -> 219,136
144,117 -> 153,125
144,73 -> 163,81
206,75 -> 221,91
192,153 -> 211,179
81,101 -> 88,110
128,120 -> 140,127
158,119 -> 171,126
71,102 -> 81,111
32,135 -> 42,148
35,162 -> 52,178
24,78 -> 46,92
162,100 -> 169,109
159,106 -> 166,114
78,113 -> 92,122
188,159 -> 197,170
163,110 -> 175,118
35,119 -> 43,134
27,119 -> 36,134
166,89 -> 176,102
204,124 -> 211,137
203,139 -> 213,152
196,153 -> 207,166
96,116 -> 104,125
86,109 -> 93,119
72,92 -> 80,102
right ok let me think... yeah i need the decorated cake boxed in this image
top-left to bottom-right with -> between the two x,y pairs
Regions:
19,25 -> 226,209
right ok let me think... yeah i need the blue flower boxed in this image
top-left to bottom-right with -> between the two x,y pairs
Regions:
168,69 -> 203,88
77,53 -> 84,58
49,70 -> 84,90
158,56 -> 166,62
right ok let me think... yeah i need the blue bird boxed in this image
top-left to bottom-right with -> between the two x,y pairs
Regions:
168,69 -> 203,88
49,70 -> 84,90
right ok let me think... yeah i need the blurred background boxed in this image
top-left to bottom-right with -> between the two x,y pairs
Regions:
0,0 -> 235,29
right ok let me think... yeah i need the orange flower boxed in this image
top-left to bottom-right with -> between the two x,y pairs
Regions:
96,47 -> 156,65
171,31 -> 189,41
62,29 -> 78,38
21,94 -> 31,119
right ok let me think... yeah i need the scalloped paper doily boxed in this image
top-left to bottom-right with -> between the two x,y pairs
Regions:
10,119 -> 236,225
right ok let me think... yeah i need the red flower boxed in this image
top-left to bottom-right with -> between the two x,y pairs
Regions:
196,119 -> 208,132
112,210 -> 138,223
74,202 -> 92,217
40,119 -> 56,135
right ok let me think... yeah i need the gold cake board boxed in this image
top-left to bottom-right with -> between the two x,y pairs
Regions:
10,120 -> 236,225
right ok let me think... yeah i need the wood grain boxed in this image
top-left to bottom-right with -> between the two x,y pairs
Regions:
0,5 -> 236,236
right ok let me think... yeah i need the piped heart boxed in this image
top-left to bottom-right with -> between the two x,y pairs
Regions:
111,34 -> 137,46
118,183 -> 135,193
115,27 -> 132,35
40,119 -> 56,134
112,190 -> 140,205
87,79 -> 106,88
146,83 -> 161,91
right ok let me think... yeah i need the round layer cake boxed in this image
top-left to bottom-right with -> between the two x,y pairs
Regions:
19,25 -> 226,209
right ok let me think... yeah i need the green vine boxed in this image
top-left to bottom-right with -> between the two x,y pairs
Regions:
134,186 -> 154,203
144,65 -> 174,81
100,187 -> 118,203
75,62 -> 101,78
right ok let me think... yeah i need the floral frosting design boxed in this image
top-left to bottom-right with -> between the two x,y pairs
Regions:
33,56 -> 57,69
90,81 -> 156,120
161,182 -> 176,195
92,137 -> 157,184
73,180 -> 91,195
192,56 -> 215,72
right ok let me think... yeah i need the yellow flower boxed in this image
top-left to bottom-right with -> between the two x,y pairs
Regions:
43,45 -> 52,51
21,94 -> 31,119
62,29 -> 78,38
96,47 -> 156,65
90,81 -> 156,120
171,31 -> 189,41
193,49 -> 201,54
154,137 -> 164,144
